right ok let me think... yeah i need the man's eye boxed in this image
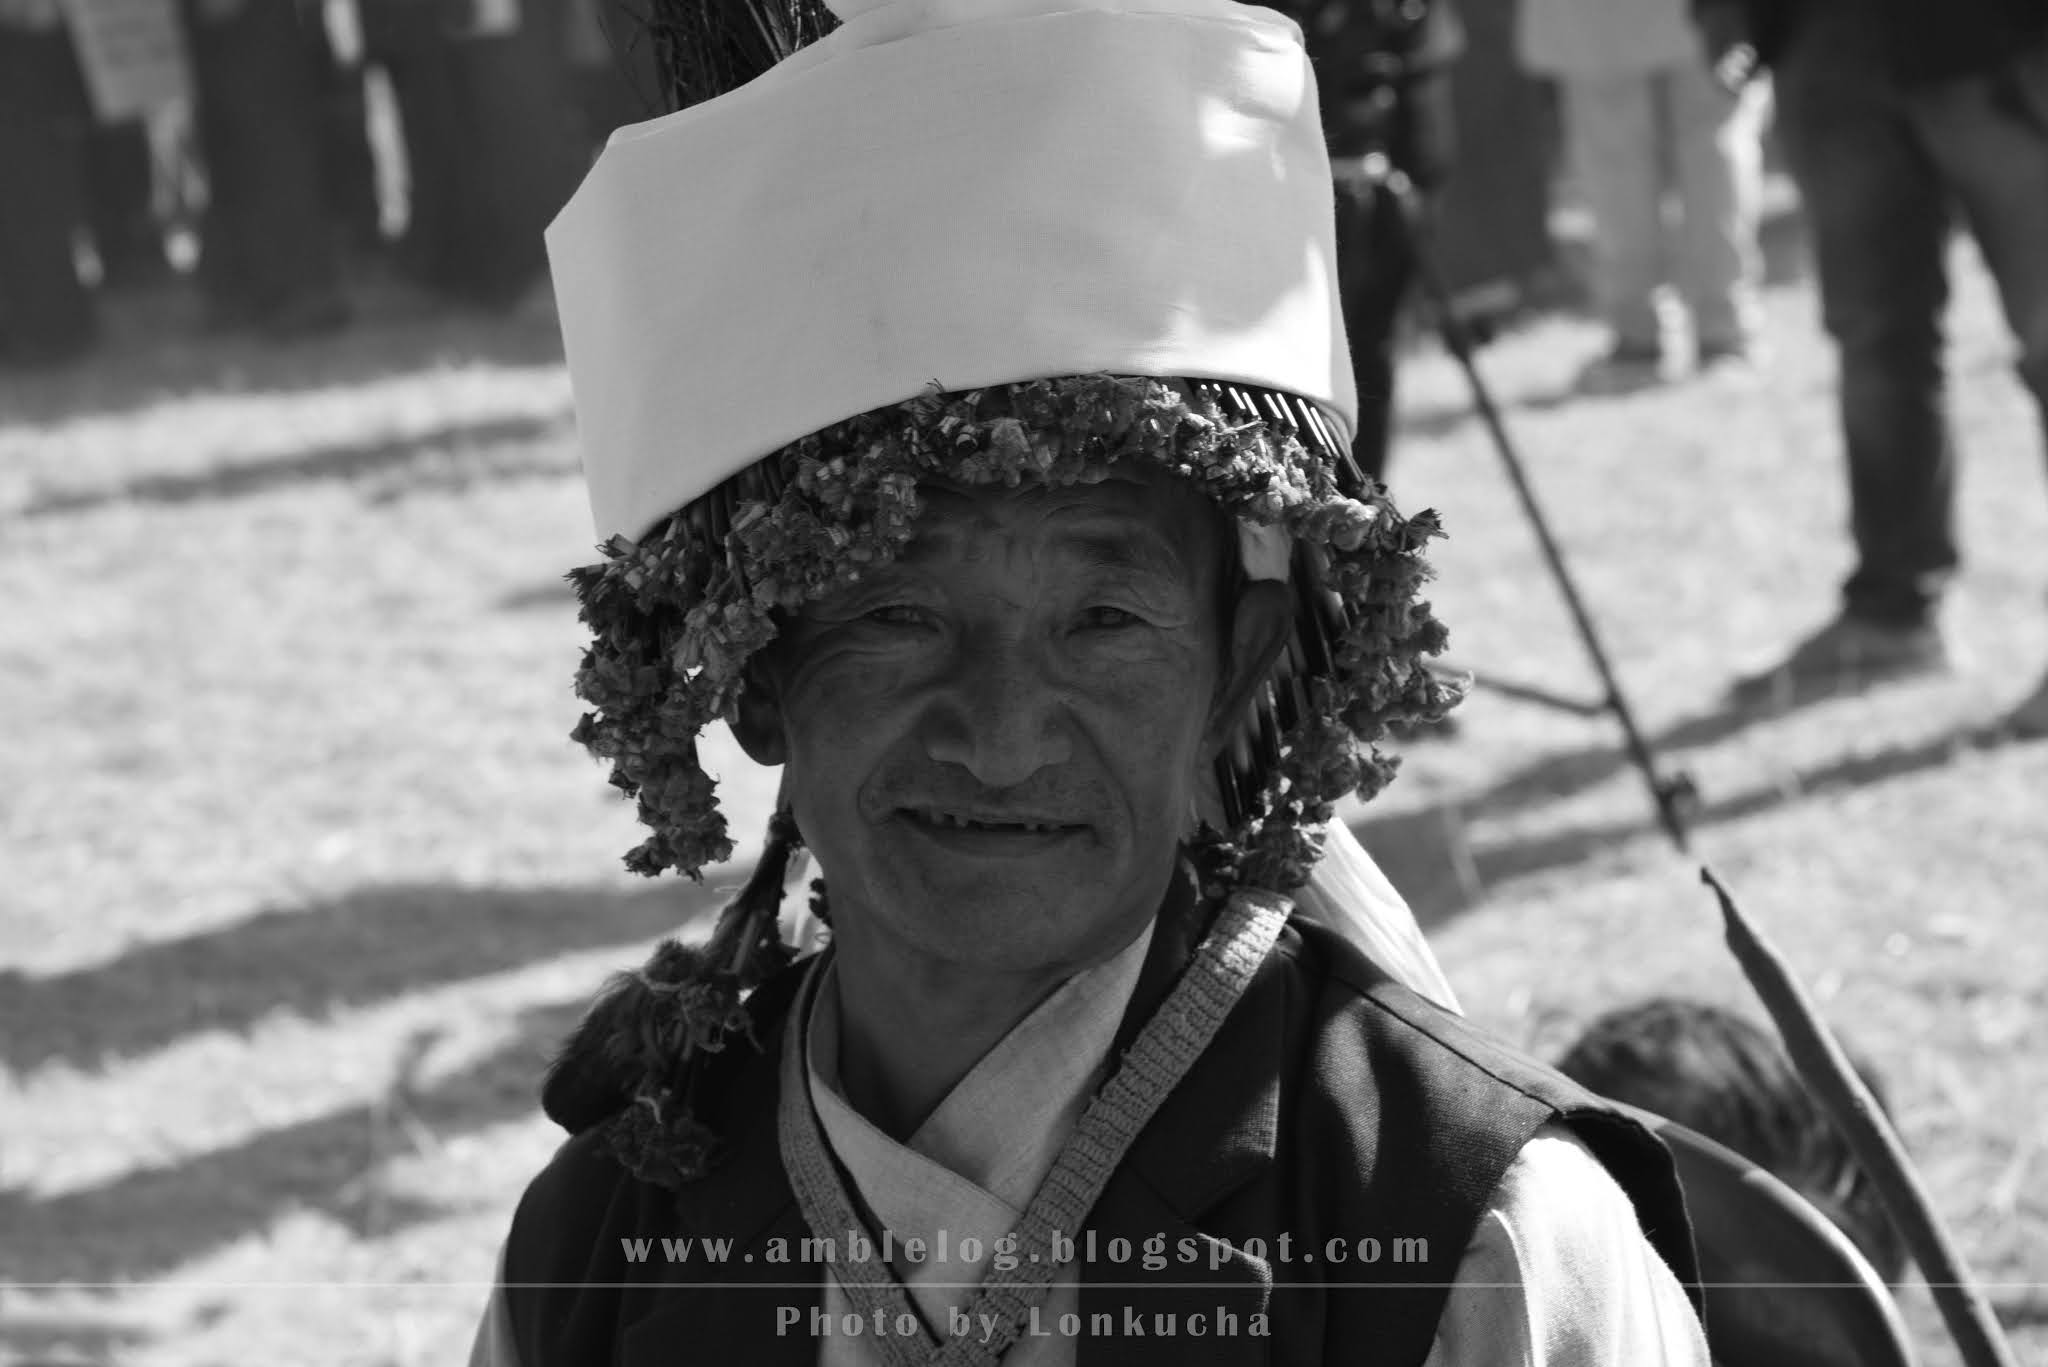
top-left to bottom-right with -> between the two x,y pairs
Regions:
1078,605 -> 1144,629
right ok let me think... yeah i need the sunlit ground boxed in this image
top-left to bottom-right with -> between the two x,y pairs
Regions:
2,238 -> 2043,1364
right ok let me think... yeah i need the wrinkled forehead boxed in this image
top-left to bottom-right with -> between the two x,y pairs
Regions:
900,469 -> 1232,586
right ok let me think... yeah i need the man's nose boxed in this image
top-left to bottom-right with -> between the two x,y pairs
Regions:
920,634 -> 1073,787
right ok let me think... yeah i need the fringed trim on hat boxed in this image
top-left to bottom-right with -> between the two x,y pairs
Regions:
569,373 -> 1454,892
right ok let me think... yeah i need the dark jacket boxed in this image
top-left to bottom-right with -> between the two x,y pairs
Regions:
1699,0 -> 2048,87
497,898 -> 1703,1366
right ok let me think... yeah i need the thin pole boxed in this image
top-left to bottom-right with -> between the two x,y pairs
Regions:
1376,162 -> 1697,854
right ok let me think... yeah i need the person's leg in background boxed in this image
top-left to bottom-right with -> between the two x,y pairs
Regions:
182,0 -> 348,336
1734,10 -> 1958,703
358,0 -> 578,310
436,0 -> 583,308
182,5 -> 250,323
83,117 -> 170,290
305,4 -> 385,266
1669,55 -> 1768,366
359,0 -> 462,296
1562,70 -> 1671,391
0,16 -> 97,366
1334,168 -> 1417,488
1914,39 -> 2048,731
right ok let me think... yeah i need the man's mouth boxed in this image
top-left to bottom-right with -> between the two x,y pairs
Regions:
900,806 -> 1089,839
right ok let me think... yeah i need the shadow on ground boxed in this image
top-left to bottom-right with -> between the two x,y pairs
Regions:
5,705 -> 2011,1076
18,413 -> 572,519
0,718 -> 2026,1285
0,878 -> 729,1075
0,1311 -> 151,1364
0,997 -> 593,1284
1356,710 -> 2017,927
498,578 -> 579,611
0,287 -> 565,430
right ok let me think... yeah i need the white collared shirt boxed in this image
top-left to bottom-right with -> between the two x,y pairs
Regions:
807,924 -> 1156,1365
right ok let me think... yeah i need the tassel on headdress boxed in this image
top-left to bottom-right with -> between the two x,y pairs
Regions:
554,0 -> 846,1180
550,801 -> 806,1182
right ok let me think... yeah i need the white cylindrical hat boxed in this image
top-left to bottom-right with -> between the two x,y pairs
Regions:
546,0 -> 1355,544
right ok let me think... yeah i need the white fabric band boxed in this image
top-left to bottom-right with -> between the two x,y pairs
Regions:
1292,821 -> 1462,1013
546,0 -> 1356,543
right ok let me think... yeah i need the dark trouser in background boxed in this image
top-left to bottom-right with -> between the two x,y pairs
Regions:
1775,6 -> 2048,627
182,0 -> 345,327
364,0 -> 583,308
0,24 -> 96,361
305,14 -> 385,262
1333,169 -> 1419,488
84,118 -> 168,288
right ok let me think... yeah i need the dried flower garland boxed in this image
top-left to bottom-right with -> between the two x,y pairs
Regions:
557,373 -> 1460,1183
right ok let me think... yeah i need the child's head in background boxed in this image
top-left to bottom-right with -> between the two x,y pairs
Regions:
1555,996 -> 1907,1282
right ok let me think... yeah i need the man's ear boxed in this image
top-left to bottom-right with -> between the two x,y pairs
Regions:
1203,579 -> 1295,756
730,665 -> 789,767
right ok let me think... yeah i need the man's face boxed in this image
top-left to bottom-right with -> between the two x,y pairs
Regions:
739,467 -> 1283,978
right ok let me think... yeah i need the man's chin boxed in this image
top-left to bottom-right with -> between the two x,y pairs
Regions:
873,858 -> 1128,960
891,861 -> 1098,917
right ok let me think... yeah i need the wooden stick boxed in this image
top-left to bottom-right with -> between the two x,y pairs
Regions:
1701,864 -> 2019,1367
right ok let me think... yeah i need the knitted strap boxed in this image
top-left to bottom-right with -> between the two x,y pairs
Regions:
777,890 -> 1291,1367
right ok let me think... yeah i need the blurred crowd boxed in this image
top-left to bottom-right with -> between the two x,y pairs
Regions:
6,0 -> 2047,722
0,0 -> 660,367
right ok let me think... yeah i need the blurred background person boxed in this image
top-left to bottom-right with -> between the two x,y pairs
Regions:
1709,0 -> 2048,734
1518,0 -> 1769,393
180,0 -> 351,336
0,0 -> 99,367
1556,996 -> 1907,1284
1275,0 -> 1463,489
306,0 -> 390,273
83,115 -> 174,292
357,0 -> 584,312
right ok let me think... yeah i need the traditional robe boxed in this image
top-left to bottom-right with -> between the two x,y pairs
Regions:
475,885 -> 1708,1365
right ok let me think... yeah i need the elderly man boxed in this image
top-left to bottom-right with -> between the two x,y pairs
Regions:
471,0 -> 1710,1361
